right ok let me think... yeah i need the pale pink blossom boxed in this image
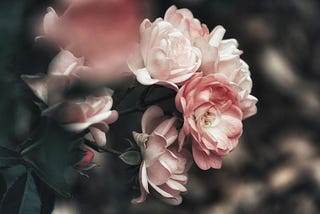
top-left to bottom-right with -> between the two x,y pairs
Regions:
132,106 -> 192,205
43,88 -> 118,146
22,52 -> 118,146
127,18 -> 202,90
164,5 -> 209,40
22,50 -> 90,105
39,0 -> 143,82
194,25 -> 257,119
175,74 -> 243,170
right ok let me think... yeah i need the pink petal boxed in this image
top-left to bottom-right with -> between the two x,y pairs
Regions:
132,161 -> 148,204
192,143 -> 222,170
48,50 -> 81,75
21,74 -> 48,103
127,44 -> 144,72
153,117 -> 177,139
134,68 -> 159,86
89,126 -> 106,146
145,135 -> 167,166
147,160 -> 171,185
141,105 -> 164,134
208,25 -> 226,47
149,181 -> 174,198
141,161 -> 149,193
166,179 -> 187,192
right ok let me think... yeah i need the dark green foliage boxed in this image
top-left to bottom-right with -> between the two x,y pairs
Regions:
21,121 -> 83,198
0,146 -> 23,169
0,172 -> 41,214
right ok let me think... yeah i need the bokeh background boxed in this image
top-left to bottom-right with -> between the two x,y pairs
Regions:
1,0 -> 320,213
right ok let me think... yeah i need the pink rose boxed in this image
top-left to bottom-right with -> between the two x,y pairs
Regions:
194,25 -> 257,119
132,106 -> 192,205
22,55 -> 118,146
164,5 -> 209,40
175,74 -> 243,170
127,18 -> 202,90
22,50 -> 90,105
39,0 -> 143,82
43,88 -> 118,146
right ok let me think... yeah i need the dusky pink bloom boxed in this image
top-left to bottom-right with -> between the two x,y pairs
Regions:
194,25 -> 257,119
22,50 -> 90,105
39,0 -> 143,82
22,52 -> 118,146
132,106 -> 192,205
175,74 -> 243,170
127,18 -> 202,91
43,88 -> 118,146
164,5 -> 209,41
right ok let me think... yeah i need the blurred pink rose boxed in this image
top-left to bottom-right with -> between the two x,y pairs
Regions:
40,0 -> 143,82
127,18 -> 202,90
22,56 -> 118,146
22,50 -> 91,105
43,88 -> 118,146
175,74 -> 243,170
194,25 -> 257,119
164,5 -> 209,40
132,106 -> 192,205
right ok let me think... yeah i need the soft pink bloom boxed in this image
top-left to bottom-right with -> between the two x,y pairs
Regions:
164,5 -> 209,40
39,0 -> 143,82
22,53 -> 118,146
127,18 -> 202,90
194,25 -> 257,119
43,88 -> 118,146
22,50 -> 90,105
132,106 -> 192,205
175,74 -> 243,170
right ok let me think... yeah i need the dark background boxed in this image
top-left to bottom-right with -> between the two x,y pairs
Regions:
1,0 -> 320,213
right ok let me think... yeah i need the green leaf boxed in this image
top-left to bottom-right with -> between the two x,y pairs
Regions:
0,172 -> 41,214
0,146 -> 23,169
119,151 -> 142,166
32,173 -> 56,214
22,121 -> 83,198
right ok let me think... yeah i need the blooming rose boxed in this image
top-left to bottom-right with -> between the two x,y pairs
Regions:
39,0 -> 143,82
43,88 -> 118,146
164,5 -> 209,41
132,106 -> 192,205
127,18 -> 202,90
193,25 -> 257,119
175,74 -> 243,170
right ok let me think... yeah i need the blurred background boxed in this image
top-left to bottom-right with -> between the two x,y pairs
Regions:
1,0 -> 320,213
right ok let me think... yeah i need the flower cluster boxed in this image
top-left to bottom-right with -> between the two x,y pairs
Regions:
130,5 -> 257,171
22,2 -> 257,206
